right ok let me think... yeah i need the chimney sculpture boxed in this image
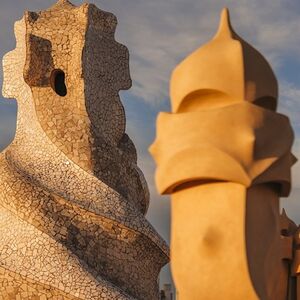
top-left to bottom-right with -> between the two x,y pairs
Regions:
0,0 -> 169,299
150,9 -> 297,300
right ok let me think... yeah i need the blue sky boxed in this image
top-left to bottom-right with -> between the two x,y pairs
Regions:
2,0 -> 300,290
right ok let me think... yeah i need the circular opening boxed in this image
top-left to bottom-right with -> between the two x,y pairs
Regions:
50,69 -> 67,97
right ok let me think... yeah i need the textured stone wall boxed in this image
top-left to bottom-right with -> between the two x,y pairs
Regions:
0,0 -> 169,299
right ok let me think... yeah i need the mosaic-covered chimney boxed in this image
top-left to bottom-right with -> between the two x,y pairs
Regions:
0,0 -> 169,299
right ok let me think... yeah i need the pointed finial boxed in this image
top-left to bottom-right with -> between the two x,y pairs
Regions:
54,0 -> 74,7
50,0 -> 74,10
281,208 -> 287,217
214,8 -> 235,39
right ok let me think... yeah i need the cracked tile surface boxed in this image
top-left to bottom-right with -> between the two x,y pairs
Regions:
0,0 -> 169,299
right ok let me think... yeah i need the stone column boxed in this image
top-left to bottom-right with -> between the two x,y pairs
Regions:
150,8 -> 296,300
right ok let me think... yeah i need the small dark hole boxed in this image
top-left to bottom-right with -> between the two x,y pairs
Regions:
51,69 -> 67,97
253,96 -> 277,111
281,229 -> 289,237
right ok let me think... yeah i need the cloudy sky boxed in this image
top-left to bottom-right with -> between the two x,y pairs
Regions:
1,0 -> 300,291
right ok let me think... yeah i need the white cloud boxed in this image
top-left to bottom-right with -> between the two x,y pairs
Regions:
93,0 -> 300,105
279,81 -> 300,129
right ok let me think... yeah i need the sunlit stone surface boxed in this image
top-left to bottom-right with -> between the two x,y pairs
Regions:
0,0 -> 169,299
151,8 -> 298,300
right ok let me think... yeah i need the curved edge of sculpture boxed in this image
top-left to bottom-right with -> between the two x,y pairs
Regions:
150,101 -> 294,197
170,8 -> 278,114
